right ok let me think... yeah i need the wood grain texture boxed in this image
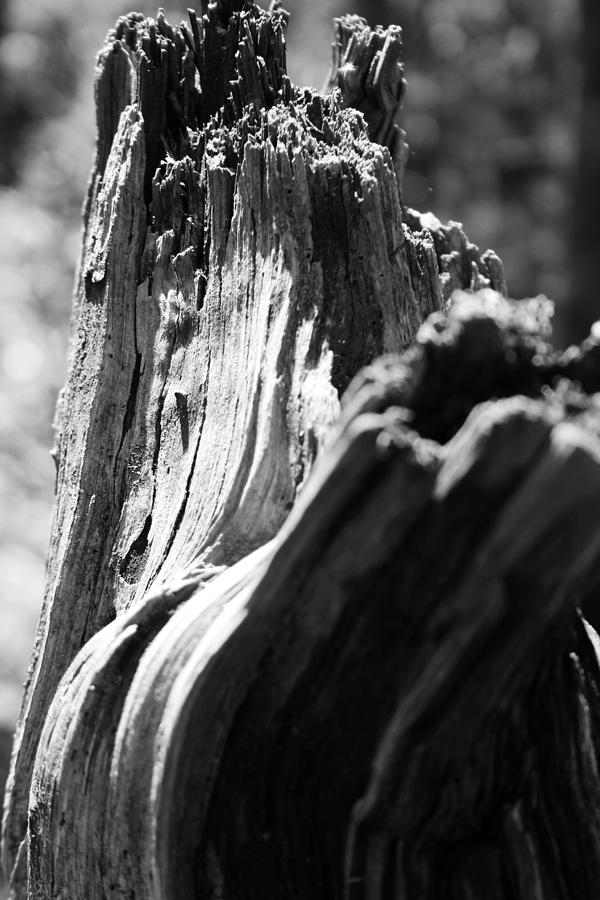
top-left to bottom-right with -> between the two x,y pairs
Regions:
21,293 -> 600,900
3,5 -> 463,889
6,4 -> 600,900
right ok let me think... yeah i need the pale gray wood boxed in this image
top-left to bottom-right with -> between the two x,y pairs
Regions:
3,6 -> 457,890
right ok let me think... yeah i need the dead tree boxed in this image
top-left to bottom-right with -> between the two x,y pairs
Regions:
3,3 -> 600,898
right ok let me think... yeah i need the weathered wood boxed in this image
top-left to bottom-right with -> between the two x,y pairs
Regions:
6,3 -> 600,900
18,288 -> 600,900
4,10 -> 480,888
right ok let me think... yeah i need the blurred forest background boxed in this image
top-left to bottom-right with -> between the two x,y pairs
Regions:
0,0 -> 592,887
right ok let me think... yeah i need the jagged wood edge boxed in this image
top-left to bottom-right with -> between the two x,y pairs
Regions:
2,3 -> 467,887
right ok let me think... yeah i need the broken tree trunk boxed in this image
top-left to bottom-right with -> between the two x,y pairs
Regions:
3,3 -> 600,899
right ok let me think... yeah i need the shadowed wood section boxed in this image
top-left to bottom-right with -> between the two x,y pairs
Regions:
21,293 -> 600,900
4,4 -> 473,889
8,3 -> 600,900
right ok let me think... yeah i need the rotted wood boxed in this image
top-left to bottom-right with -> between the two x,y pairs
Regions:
4,3 -> 598,899
19,289 -> 600,900
3,7 -> 497,890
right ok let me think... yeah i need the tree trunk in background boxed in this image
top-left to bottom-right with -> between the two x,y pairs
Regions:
567,0 -> 600,342
351,0 -> 394,27
3,3 -> 600,898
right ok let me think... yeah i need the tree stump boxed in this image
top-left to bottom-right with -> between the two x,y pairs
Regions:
3,4 -> 600,899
